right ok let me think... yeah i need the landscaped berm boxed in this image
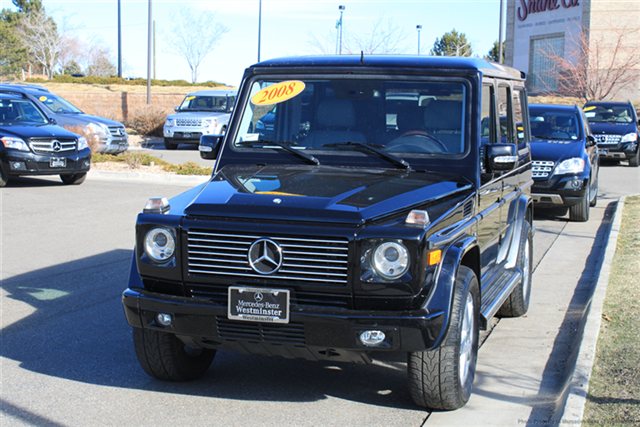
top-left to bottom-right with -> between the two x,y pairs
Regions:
583,195 -> 640,424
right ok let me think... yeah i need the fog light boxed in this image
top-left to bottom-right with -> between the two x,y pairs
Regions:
359,330 -> 386,346
83,160 -> 91,168
9,161 -> 26,171
156,313 -> 173,326
571,179 -> 582,189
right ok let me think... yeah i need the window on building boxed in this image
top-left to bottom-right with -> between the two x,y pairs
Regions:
528,34 -> 565,93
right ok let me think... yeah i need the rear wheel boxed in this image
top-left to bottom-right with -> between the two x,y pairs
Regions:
60,173 -> 86,185
133,328 -> 215,381
164,139 -> 178,150
569,186 -> 590,222
498,220 -> 533,317
408,265 -> 479,410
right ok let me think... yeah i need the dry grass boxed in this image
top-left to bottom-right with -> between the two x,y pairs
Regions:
583,196 -> 640,425
36,82 -> 234,95
92,152 -> 213,176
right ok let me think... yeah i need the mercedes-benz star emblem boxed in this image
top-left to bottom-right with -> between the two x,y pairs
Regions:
52,140 -> 62,152
254,291 -> 264,302
248,238 -> 283,275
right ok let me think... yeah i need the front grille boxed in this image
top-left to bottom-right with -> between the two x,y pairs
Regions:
187,283 -> 351,308
29,138 -> 76,154
186,230 -> 349,285
595,134 -> 622,145
532,160 -> 554,178
108,126 -> 126,137
176,118 -> 202,127
216,316 -> 306,346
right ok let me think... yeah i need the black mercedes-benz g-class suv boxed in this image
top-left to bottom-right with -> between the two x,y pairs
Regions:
122,56 -> 534,411
1,91 -> 91,187
583,101 -> 640,167
529,104 -> 599,222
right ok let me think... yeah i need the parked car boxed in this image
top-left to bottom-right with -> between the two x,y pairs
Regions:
0,83 -> 128,154
529,104 -> 599,222
0,90 -> 91,186
162,89 -> 237,150
123,56 -> 534,411
583,101 -> 639,167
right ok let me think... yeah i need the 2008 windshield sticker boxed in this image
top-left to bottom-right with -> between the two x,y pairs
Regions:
251,80 -> 305,106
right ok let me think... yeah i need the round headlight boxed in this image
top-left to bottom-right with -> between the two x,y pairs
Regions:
144,228 -> 175,262
372,241 -> 409,280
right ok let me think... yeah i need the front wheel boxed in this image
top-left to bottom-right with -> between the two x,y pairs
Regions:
133,328 -> 216,381
408,265 -> 479,410
60,173 -> 86,185
629,149 -> 639,167
164,139 -> 178,150
0,167 -> 8,187
569,186 -> 590,222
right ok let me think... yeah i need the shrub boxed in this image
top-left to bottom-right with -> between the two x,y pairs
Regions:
126,109 -> 167,137
61,124 -> 102,152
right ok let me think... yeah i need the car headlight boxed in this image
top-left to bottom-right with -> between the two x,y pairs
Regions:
621,132 -> 637,143
553,157 -> 585,175
87,122 -> 109,136
144,228 -> 176,263
371,241 -> 409,280
77,136 -> 88,150
1,136 -> 30,151
165,118 -> 175,127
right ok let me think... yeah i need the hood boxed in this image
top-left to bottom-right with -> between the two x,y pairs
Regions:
54,113 -> 124,128
0,123 -> 79,139
530,139 -> 584,162
587,121 -> 637,135
183,165 -> 473,224
167,111 -> 229,121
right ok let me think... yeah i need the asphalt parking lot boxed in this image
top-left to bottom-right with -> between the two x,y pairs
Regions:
1,162 -> 638,426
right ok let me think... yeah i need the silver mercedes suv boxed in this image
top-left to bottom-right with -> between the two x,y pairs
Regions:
162,89 -> 236,150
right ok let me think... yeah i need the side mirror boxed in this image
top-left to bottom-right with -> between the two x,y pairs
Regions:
486,143 -> 518,172
586,135 -> 596,146
199,134 -> 223,160
48,117 -> 57,125
174,106 -> 180,112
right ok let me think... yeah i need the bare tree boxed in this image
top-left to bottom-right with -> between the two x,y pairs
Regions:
86,45 -> 116,77
308,18 -> 407,55
58,34 -> 84,74
16,9 -> 60,78
545,29 -> 640,101
171,10 -> 228,83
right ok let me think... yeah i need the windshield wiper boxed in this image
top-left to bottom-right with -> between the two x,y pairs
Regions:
240,140 -> 320,166
326,141 -> 411,170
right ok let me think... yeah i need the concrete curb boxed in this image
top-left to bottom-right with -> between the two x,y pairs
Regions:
87,169 -> 210,187
559,196 -> 626,425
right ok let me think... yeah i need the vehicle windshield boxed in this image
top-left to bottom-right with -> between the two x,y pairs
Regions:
0,98 -> 48,125
584,104 -> 634,123
37,93 -> 83,114
232,77 -> 467,160
529,109 -> 581,141
179,95 -> 231,112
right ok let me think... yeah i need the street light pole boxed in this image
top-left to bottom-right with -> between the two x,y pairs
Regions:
146,0 -> 152,104
257,0 -> 262,62
416,25 -> 422,55
336,5 -> 345,55
117,0 -> 122,77
498,0 -> 504,63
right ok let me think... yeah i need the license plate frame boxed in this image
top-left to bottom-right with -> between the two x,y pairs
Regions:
49,157 -> 66,168
228,286 -> 290,324
182,132 -> 192,139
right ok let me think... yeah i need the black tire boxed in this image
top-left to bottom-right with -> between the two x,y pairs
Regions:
569,186 -> 590,222
629,149 -> 639,167
498,220 -> 533,317
164,139 -> 178,150
589,176 -> 598,207
133,328 -> 215,381
408,265 -> 479,411
60,173 -> 87,185
0,167 -> 8,187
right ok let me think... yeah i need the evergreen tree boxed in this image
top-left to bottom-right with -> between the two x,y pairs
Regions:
430,29 -> 473,57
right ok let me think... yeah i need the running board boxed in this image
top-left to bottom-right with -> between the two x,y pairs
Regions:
480,269 -> 523,326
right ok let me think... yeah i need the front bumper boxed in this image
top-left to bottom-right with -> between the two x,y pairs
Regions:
97,136 -> 128,154
597,141 -> 638,160
163,126 -> 219,143
532,174 -> 587,208
1,148 -> 91,177
122,287 -> 444,361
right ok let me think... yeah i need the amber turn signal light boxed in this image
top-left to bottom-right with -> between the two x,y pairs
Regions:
427,249 -> 442,266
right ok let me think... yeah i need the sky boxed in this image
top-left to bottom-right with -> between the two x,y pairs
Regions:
1,0 -> 505,87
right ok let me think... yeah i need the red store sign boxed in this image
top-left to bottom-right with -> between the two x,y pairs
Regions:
517,0 -> 580,22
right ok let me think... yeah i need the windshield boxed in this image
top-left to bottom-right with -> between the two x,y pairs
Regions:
37,93 -> 83,114
179,95 -> 232,112
0,98 -> 48,125
584,104 -> 634,123
232,77 -> 467,159
529,109 -> 581,141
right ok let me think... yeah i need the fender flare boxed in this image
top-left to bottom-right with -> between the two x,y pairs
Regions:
422,234 -> 479,349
